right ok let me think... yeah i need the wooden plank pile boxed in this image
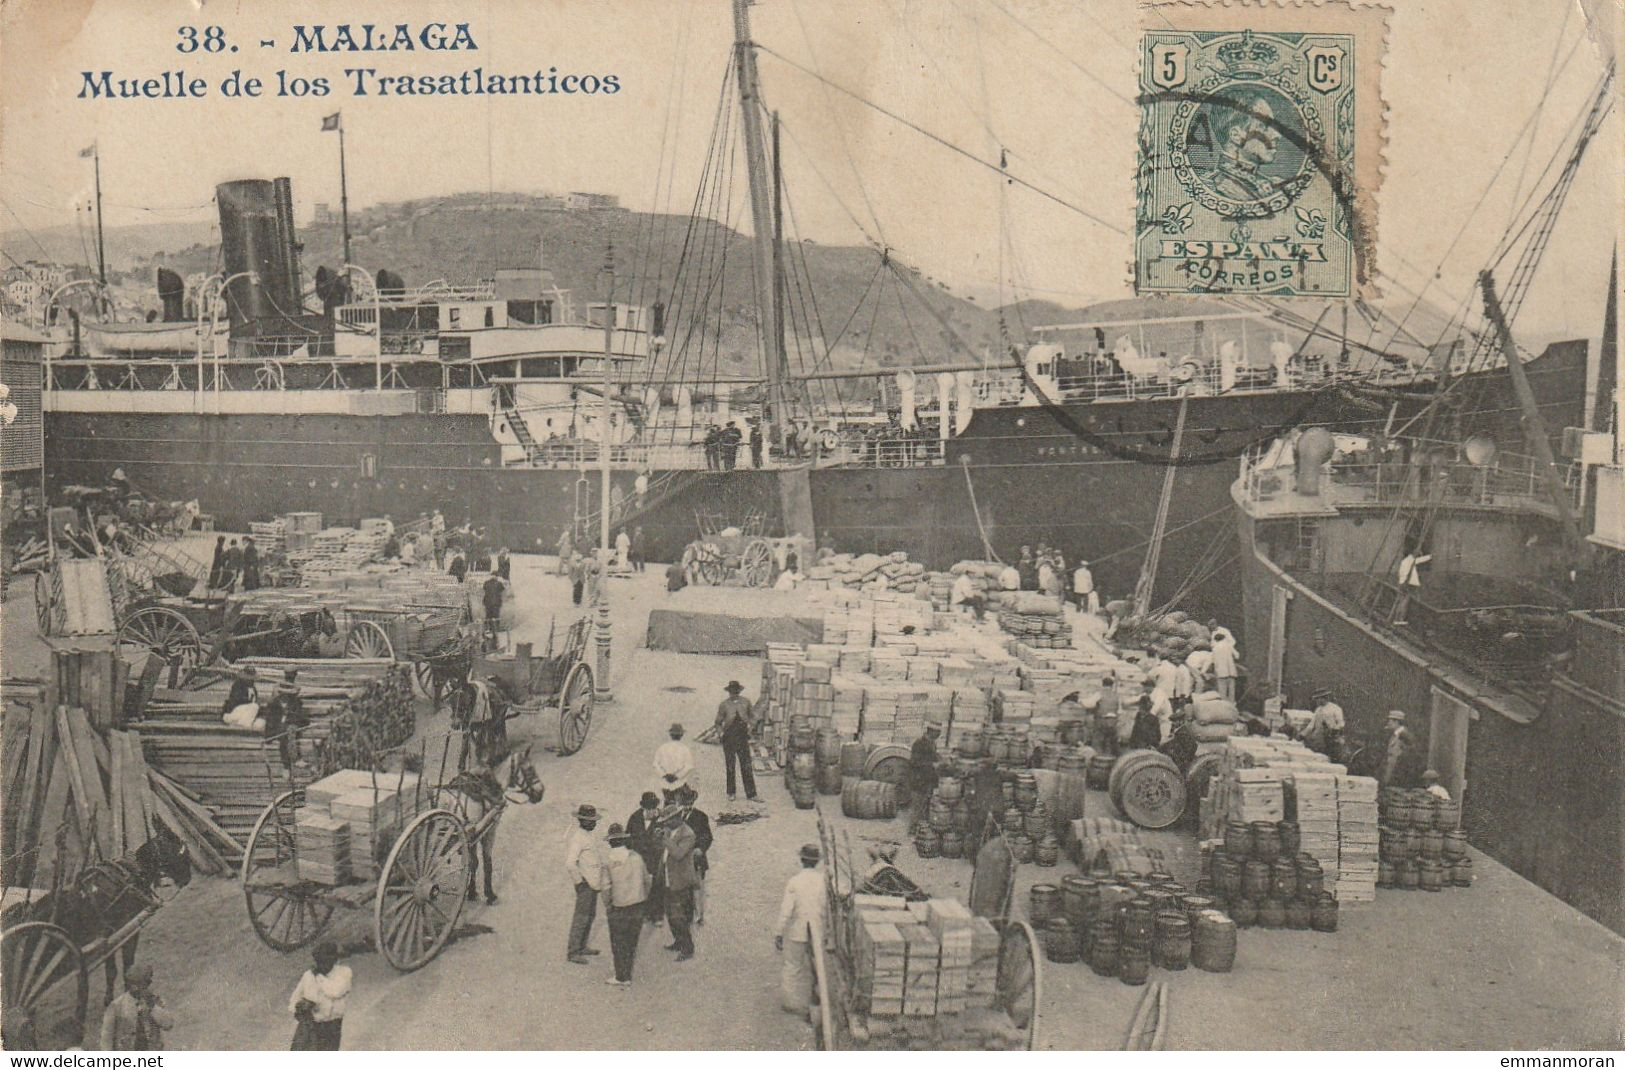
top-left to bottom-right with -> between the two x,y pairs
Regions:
2,685 -> 244,887
135,658 -> 413,850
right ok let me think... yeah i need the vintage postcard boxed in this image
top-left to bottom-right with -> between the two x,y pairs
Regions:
0,0 -> 1619,1057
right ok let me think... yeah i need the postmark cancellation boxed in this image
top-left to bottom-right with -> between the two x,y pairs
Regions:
1136,1 -> 1390,299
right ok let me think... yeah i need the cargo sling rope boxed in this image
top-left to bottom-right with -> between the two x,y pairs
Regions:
960,461 -> 1001,564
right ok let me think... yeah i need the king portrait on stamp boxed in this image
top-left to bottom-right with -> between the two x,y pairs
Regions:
1137,27 -> 1358,297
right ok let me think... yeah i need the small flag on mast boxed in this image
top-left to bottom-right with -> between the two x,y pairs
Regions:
321,112 -> 341,132
79,144 -> 97,158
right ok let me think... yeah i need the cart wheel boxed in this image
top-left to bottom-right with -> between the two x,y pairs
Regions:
741,539 -> 775,587
117,604 -> 203,688
412,659 -> 435,698
557,662 -> 595,756
995,919 -> 1042,1050
1,921 -> 88,1050
374,809 -> 470,971
346,620 -> 395,660
242,789 -> 335,951
33,571 -> 52,634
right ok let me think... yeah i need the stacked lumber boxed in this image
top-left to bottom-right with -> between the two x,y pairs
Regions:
0,692 -> 243,886
47,643 -> 130,731
136,660 -> 413,849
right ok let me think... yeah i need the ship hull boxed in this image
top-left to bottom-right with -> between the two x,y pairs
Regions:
1234,493 -> 1624,934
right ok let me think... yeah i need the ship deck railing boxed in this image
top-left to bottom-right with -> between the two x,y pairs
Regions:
512,434 -> 947,471
1237,440 -> 1582,519
967,363 -> 1348,406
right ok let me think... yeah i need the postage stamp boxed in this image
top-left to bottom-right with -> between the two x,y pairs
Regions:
1136,2 -> 1390,299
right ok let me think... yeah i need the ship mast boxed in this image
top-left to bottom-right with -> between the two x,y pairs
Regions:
731,0 -> 786,446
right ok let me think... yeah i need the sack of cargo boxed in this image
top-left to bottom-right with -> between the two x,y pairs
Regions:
1192,694 -> 1239,725
1007,591 -> 1063,616
1192,722 -> 1237,742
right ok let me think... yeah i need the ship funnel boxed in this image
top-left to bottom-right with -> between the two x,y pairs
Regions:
896,369 -> 918,430
1296,427 -> 1334,495
216,178 -> 303,335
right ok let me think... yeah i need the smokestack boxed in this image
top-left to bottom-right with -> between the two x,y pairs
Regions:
216,178 -> 302,334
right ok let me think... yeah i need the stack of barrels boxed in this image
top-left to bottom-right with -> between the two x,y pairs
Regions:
1038,870 -> 1236,980
839,742 -> 901,819
917,774 -> 969,859
784,717 -> 819,809
999,771 -> 1062,867
1377,787 -> 1472,891
1206,820 -> 1340,933
814,728 -> 845,796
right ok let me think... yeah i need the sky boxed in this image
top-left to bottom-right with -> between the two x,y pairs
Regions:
0,0 -> 1617,340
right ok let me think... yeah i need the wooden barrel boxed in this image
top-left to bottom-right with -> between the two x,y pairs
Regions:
863,744 -> 912,787
1434,798 -> 1460,829
1117,944 -> 1150,986
814,729 -> 843,766
1034,837 -> 1060,867
1276,820 -> 1301,858
1285,898 -> 1312,929
1181,894 -> 1215,924
1013,772 -> 1039,809
1224,820 -> 1253,858
1029,883 -> 1062,924
1089,929 -> 1119,976
1153,912 -> 1192,970
956,731 -> 985,759
1296,860 -> 1324,900
816,763 -> 844,795
788,717 -> 817,752
1056,750 -> 1089,779
1250,821 -> 1280,861
1120,898 -> 1154,946
1377,860 -> 1395,888
1452,857 -> 1473,887
790,752 -> 818,779
1269,859 -> 1297,900
1230,898 -> 1257,928
839,741 -> 871,777
1310,894 -> 1340,932
1397,860 -> 1420,890
1256,898 -> 1285,928
1442,829 -> 1467,860
1025,808 -> 1050,839
1008,833 -> 1033,863
1419,858 -> 1445,892
914,827 -> 941,857
841,779 -> 898,819
1192,911 -> 1237,972
790,779 -> 817,809
936,775 -> 963,804
939,829 -> 964,859
928,796 -> 954,831
1044,918 -> 1079,963
1061,876 -> 1097,924
1086,754 -> 1115,790
1242,860 -> 1272,900
1110,751 -> 1187,829
1213,854 -> 1243,899
1419,828 -> 1445,858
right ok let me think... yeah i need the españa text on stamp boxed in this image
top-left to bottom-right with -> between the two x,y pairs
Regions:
1137,27 -> 1358,297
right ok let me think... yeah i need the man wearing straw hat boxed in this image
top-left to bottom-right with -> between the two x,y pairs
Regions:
776,843 -> 826,1018
564,804 -> 605,964
715,680 -> 759,802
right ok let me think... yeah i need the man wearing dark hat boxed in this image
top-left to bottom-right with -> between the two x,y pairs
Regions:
775,843 -> 826,1017
602,823 -> 650,986
908,723 -> 942,824
659,805 -> 698,960
625,791 -> 666,923
653,722 -> 695,804
714,680 -> 759,802
678,786 -> 713,925
564,804 -> 605,964
100,962 -> 174,1050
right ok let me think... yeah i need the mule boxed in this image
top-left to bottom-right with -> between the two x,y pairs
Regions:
2,826 -> 193,1006
434,740 -> 543,905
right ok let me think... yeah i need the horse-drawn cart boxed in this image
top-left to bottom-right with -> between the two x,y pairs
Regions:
1,825 -> 194,1050
679,513 -> 810,588
240,730 -> 543,972
811,813 -> 1041,1050
473,614 -> 597,758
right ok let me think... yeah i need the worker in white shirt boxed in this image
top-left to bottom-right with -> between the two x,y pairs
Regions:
776,843 -> 827,1018
653,723 -> 695,803
1185,649 -> 1214,691
1171,659 -> 1195,709
1146,683 -> 1175,743
998,562 -> 1021,591
615,528 -> 631,570
1422,769 -> 1452,801
1303,688 -> 1346,762
950,571 -> 986,620
1210,628 -> 1239,701
1072,560 -> 1099,614
287,941 -> 351,1050
1397,551 -> 1431,588
564,805 -> 605,964
1151,657 -> 1181,697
